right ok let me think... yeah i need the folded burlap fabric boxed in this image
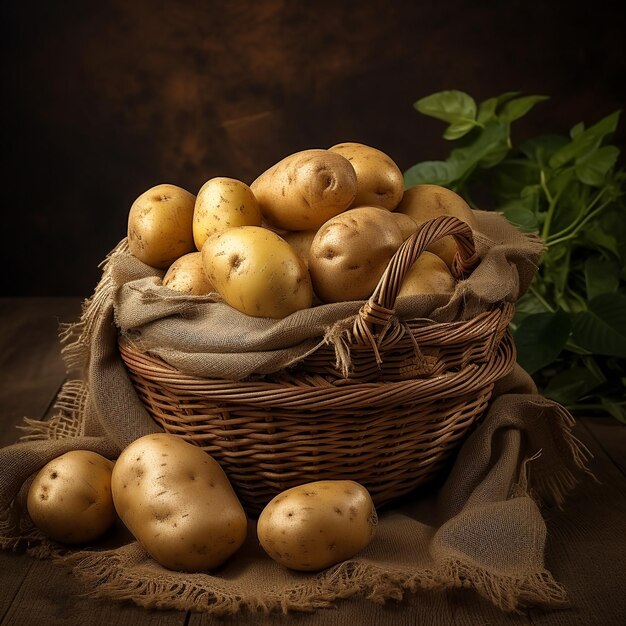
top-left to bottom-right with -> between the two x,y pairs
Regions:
0,211 -> 593,615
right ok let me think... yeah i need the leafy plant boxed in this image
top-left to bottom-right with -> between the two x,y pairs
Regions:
405,90 -> 626,422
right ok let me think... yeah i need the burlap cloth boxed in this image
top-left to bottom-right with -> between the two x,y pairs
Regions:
0,211 -> 593,616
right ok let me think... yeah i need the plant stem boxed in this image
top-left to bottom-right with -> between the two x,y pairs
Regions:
546,187 -> 610,242
529,284 -> 555,312
546,199 -> 613,247
540,169 -> 562,240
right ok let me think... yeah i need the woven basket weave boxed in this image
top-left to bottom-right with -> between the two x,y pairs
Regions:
119,216 -> 516,514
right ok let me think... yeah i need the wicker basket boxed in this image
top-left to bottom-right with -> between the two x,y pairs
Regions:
119,216 -> 516,514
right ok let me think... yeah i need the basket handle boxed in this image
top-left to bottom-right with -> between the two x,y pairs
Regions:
352,215 -> 479,351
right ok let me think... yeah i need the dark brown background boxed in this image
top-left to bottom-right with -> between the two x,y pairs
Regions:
2,0 -> 625,296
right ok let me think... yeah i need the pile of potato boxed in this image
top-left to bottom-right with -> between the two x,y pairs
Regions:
27,436 -> 378,573
127,143 -> 477,318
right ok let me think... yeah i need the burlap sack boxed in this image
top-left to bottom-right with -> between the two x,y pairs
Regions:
0,211 -> 592,615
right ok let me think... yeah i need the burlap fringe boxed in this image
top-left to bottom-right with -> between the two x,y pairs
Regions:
59,238 -> 129,373
323,317 -> 357,378
59,549 -> 568,616
18,380 -> 88,442
525,403 -> 596,509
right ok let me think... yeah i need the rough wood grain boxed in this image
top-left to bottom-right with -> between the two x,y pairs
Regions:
0,558 -> 186,626
0,298 -> 81,447
580,418 -> 626,476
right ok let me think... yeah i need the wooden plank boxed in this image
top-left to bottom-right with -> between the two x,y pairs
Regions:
0,299 -> 80,620
0,298 -> 82,447
0,558 -> 187,626
527,422 -> 626,625
580,417 -> 626,476
0,552 -> 34,625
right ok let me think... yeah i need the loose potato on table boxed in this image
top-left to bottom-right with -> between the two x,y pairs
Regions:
251,149 -> 357,231
202,226 -> 313,318
397,251 -> 456,297
128,183 -> 196,269
257,480 -> 378,572
193,177 -> 261,251
162,251 -> 214,295
309,206 -> 403,303
396,184 -> 477,268
329,142 -> 404,211
111,433 -> 247,572
27,451 -> 116,545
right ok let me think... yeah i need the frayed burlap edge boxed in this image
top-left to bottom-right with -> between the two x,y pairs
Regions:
59,238 -> 130,374
58,548 -> 569,616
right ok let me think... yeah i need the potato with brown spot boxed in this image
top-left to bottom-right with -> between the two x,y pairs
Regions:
111,433 -> 247,572
257,480 -> 377,571
251,149 -> 357,230
193,177 -> 261,250
127,183 -> 196,269
202,226 -> 313,318
162,252 -> 214,295
27,451 -> 116,544
329,142 -> 404,211
396,184 -> 476,268
397,251 -> 456,297
309,206 -> 403,303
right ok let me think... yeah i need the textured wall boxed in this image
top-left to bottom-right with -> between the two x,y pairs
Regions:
2,0 -> 625,295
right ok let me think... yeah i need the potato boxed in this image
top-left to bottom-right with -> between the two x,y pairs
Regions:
257,480 -> 377,571
391,212 -> 420,240
396,184 -> 477,268
111,433 -> 247,572
128,183 -> 196,269
27,451 -> 115,545
162,252 -> 214,295
193,177 -> 262,251
329,142 -> 404,211
308,206 -> 403,303
250,149 -> 357,230
282,229 -> 318,268
202,226 -> 313,318
397,251 -> 456,297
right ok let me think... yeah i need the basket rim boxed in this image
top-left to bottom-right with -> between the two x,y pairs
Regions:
118,331 -> 516,410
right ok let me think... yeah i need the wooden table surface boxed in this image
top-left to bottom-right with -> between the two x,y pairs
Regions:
1,298 -> 625,626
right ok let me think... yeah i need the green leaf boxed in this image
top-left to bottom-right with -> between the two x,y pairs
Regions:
485,159 -> 540,199
600,398 -> 626,423
600,208 -> 626,261
570,122 -> 585,138
501,202 -> 539,232
579,223 -> 620,257
585,257 -> 621,300
571,293 -> 626,357
403,160 -> 456,187
515,292 -> 547,318
498,95 -> 549,122
542,244 -> 571,298
549,110 -> 621,168
518,134 -> 569,167
544,367 -> 604,405
414,90 -> 477,126
443,120 -> 477,140
495,91 -> 523,107
477,97 -> 498,124
447,120 -> 509,177
575,145 -> 620,186
514,309 -> 572,374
